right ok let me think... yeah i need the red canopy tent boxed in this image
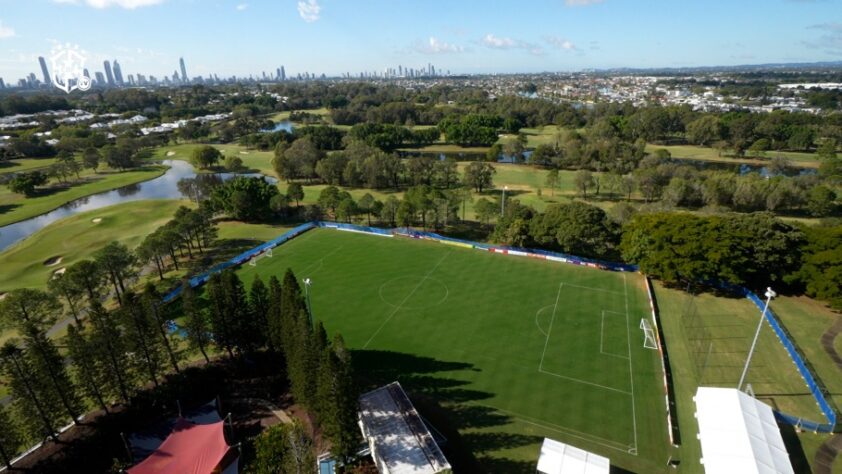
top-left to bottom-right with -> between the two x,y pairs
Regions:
127,418 -> 234,474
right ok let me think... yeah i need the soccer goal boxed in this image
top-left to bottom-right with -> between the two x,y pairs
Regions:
249,247 -> 274,266
640,318 -> 658,350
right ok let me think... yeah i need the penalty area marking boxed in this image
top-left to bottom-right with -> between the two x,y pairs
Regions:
600,310 -> 630,360
378,276 -> 449,310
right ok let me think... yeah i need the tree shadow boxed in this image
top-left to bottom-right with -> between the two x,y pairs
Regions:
352,349 -> 539,472
0,203 -> 20,215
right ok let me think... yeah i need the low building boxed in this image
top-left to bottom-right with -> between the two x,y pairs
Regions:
536,438 -> 610,474
358,382 -> 451,474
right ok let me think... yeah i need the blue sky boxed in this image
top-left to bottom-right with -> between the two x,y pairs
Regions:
0,0 -> 841,82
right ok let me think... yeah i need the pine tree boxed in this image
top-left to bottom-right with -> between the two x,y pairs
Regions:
288,310 -> 317,408
266,275 -> 283,353
65,323 -> 109,413
283,420 -> 315,474
279,269 -> 306,358
249,275 -> 270,349
118,292 -> 167,387
222,270 -> 255,353
22,323 -> 85,424
0,404 -> 23,469
182,283 -> 211,363
207,273 -> 236,358
142,284 -> 180,373
88,302 -> 134,403
315,335 -> 359,462
0,342 -> 58,441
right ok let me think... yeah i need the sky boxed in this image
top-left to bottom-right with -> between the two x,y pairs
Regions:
0,0 -> 841,83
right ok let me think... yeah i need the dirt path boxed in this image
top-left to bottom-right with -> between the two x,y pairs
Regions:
814,317 -> 842,474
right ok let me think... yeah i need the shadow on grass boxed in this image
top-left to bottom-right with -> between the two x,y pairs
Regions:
778,422 -> 811,473
0,203 -> 21,215
353,349 -> 540,473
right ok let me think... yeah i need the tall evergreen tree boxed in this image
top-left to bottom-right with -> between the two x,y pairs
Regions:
0,404 -> 22,469
119,292 -> 167,387
93,241 -> 138,304
65,323 -> 109,413
142,285 -> 180,373
182,283 -> 211,363
88,302 -> 133,403
207,273 -> 236,358
249,275 -> 270,349
279,269 -> 306,357
266,275 -> 283,353
0,342 -> 58,441
48,273 -> 84,324
316,335 -> 359,461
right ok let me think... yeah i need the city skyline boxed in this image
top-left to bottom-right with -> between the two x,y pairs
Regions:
0,0 -> 841,85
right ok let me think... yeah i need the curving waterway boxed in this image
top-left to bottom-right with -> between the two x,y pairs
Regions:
0,160 -> 276,252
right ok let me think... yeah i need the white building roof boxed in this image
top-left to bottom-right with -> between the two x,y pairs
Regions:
536,438 -> 609,474
694,387 -> 793,474
358,382 -> 450,474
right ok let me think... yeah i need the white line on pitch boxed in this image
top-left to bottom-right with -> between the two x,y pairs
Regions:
601,310 -> 630,360
538,368 -> 633,395
362,252 -> 450,349
538,282 -> 564,372
558,282 -> 624,295
623,273 -> 639,453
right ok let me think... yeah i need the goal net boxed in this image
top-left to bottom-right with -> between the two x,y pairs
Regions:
249,247 -> 274,266
640,318 -> 658,350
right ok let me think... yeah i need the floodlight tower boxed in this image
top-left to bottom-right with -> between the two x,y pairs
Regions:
303,278 -> 313,328
501,186 -> 509,216
738,287 -> 776,391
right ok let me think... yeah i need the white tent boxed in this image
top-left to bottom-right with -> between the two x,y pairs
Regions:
536,438 -> 609,474
694,387 -> 794,474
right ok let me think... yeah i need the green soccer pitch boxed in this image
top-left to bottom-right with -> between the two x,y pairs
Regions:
236,228 -> 671,472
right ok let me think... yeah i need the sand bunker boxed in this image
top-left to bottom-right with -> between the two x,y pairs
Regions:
0,292 -> 6,301
44,256 -> 63,266
166,151 -> 176,156
52,268 -> 67,278
239,151 -> 249,155
92,218 -> 103,224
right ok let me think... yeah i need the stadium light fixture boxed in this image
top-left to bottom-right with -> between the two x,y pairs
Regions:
738,287 -> 776,391
501,186 -> 509,216
303,278 -> 313,328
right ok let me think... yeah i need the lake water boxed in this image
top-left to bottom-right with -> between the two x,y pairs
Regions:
261,120 -> 294,133
0,160 -> 275,252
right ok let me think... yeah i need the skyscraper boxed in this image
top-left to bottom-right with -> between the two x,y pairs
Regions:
113,60 -> 124,85
95,72 -> 105,85
280,66 -> 286,81
38,56 -> 51,85
103,60 -> 115,85
179,57 -> 188,83
0,78 -> 5,89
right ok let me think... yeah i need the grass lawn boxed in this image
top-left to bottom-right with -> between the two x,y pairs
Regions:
152,143 -> 275,176
646,144 -> 820,169
230,227 -> 670,473
653,282 -> 835,473
0,165 -> 168,227
268,107 -> 331,123
0,157 -> 60,176
0,199 -> 190,292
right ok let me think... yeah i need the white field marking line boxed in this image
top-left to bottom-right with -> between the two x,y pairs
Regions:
362,252 -> 450,349
624,273 -> 639,453
601,310 -> 630,360
559,282 -> 624,295
300,245 -> 344,278
486,405 -> 634,453
538,368 -> 633,395
534,305 -> 553,337
538,282 -> 564,372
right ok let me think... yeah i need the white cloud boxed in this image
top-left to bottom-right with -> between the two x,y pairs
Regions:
565,0 -> 604,5
482,34 -> 516,49
236,3 -> 248,11
414,37 -> 464,54
544,35 -> 577,51
298,0 -> 321,22
52,0 -> 165,8
0,20 -> 15,39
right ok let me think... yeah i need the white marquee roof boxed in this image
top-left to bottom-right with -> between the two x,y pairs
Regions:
536,438 -> 609,474
694,387 -> 793,474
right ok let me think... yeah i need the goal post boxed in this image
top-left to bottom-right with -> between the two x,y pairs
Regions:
248,247 -> 274,267
640,318 -> 658,350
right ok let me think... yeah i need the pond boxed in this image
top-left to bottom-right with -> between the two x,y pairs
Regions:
261,120 -> 294,133
0,160 -> 276,252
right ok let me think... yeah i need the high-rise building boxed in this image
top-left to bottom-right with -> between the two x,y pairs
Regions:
103,60 -> 115,85
179,57 -> 188,83
83,68 -> 90,80
0,78 -> 5,89
113,60 -> 124,85
280,66 -> 286,81
38,56 -> 51,85
95,71 -> 105,85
